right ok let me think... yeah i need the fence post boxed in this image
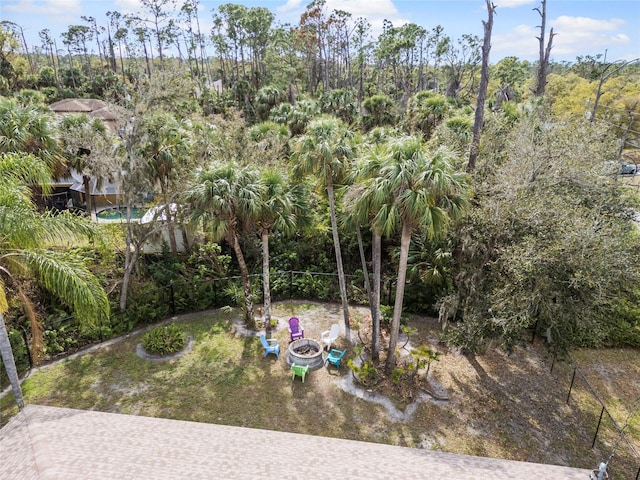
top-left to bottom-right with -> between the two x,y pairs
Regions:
289,270 -> 293,299
20,327 -> 33,370
170,284 -> 175,315
591,406 -> 605,448
567,367 -> 577,404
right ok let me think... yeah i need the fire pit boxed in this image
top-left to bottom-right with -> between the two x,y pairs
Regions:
288,338 -> 324,370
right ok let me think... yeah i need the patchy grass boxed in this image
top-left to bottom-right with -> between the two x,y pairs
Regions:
1,303 -> 639,477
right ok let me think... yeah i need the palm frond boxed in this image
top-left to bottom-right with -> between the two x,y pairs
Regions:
0,152 -> 53,187
18,288 -> 43,363
0,279 -> 7,314
21,250 -> 109,327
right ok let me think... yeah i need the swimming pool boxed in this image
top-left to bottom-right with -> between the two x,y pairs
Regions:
96,207 -> 145,220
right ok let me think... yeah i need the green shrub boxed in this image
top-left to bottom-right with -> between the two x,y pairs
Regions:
43,323 -> 79,355
141,324 -> 187,356
348,358 -> 379,387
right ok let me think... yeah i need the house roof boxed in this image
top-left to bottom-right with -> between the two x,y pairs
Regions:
48,98 -> 119,122
0,404 -> 591,479
69,176 -> 120,195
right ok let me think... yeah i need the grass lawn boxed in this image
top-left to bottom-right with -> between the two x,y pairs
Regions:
1,302 -> 638,477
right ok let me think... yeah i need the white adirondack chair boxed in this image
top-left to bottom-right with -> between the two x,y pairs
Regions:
320,324 -> 340,351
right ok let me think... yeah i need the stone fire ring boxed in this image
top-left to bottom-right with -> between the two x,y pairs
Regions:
287,338 -> 324,371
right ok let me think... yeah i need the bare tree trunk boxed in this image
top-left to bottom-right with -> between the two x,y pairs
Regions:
533,0 -> 555,97
143,41 -> 152,79
107,27 -> 118,73
385,222 -> 411,373
120,204 -> 163,312
355,224 -> 374,321
160,187 -> 178,255
230,233 -> 254,328
52,39 -> 61,88
371,229 -> 382,361
618,104 -> 638,158
119,234 -> 139,312
468,1 -> 495,173
261,229 -> 272,334
82,175 -> 94,219
67,47 -> 78,91
81,40 -> 94,82
591,55 -> 640,123
194,14 -> 208,82
0,314 -> 24,410
118,41 -> 126,84
17,25 -> 35,73
327,182 -> 351,341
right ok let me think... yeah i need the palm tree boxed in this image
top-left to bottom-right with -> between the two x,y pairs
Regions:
253,169 -> 310,333
138,112 -> 192,254
404,92 -> 450,140
345,141 -> 397,361
185,163 -> 262,327
57,114 -> 117,219
0,152 -> 110,409
291,115 -> 356,341
342,190 -> 380,358
343,127 -> 401,360
248,121 -> 290,167
254,85 -> 283,121
371,137 -> 468,372
0,97 -> 61,174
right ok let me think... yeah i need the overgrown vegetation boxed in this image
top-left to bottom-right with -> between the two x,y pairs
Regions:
443,114 -> 640,355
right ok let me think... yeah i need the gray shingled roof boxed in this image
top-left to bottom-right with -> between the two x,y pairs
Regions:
1,404 -> 590,479
48,98 -> 119,121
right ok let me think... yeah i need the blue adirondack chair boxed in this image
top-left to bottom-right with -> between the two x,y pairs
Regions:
259,334 -> 280,358
288,317 -> 304,342
325,349 -> 346,369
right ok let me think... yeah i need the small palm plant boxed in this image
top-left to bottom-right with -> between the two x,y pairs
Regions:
141,324 -> 187,356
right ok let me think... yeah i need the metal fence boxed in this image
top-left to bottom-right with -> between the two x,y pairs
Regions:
554,356 -> 640,479
1,270 -> 370,381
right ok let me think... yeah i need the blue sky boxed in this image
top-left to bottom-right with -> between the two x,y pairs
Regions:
2,0 -> 639,63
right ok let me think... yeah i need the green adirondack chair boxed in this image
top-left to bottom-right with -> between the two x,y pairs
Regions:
291,363 -> 309,382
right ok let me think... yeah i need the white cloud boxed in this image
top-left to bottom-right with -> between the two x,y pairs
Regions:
493,15 -> 632,60
113,0 -> 143,15
492,24 -> 538,59
277,0 -> 304,13
3,0 -> 81,14
324,0 -> 398,17
551,16 -> 630,57
552,15 -> 625,34
493,0 -> 535,8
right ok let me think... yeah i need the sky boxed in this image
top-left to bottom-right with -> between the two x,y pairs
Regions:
1,0 -> 639,63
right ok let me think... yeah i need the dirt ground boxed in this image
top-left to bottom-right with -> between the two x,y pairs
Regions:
262,301 -> 639,474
